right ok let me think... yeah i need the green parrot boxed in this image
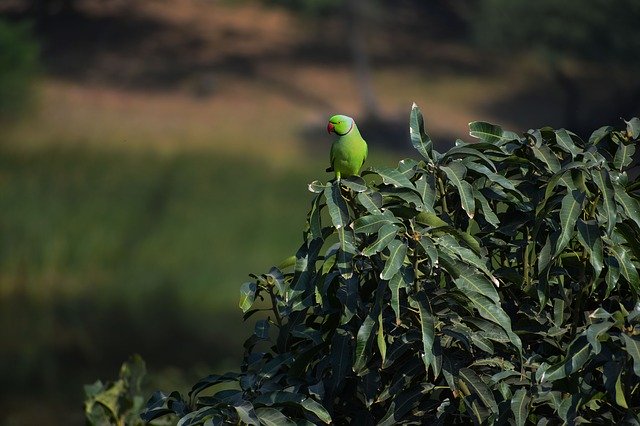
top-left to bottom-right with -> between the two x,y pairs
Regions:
326,114 -> 368,181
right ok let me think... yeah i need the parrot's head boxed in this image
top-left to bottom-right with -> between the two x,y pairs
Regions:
327,114 -> 354,136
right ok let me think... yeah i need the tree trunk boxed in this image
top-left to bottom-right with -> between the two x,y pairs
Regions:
346,0 -> 381,120
551,64 -> 580,131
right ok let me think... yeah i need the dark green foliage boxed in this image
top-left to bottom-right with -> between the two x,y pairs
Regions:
85,355 -> 147,426
141,108 -> 640,424
0,19 -> 39,120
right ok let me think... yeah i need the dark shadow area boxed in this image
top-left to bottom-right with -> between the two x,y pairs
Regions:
0,2 -> 485,101
483,73 -> 640,138
0,283 -> 247,393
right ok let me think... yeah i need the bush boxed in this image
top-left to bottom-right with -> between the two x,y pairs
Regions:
121,106 -> 640,424
84,355 -> 146,426
0,19 -> 39,121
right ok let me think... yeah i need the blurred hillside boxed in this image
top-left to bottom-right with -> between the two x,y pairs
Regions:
0,1 -> 638,424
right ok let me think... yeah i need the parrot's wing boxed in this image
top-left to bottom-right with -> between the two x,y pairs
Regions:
330,141 -> 337,169
363,139 -> 368,165
325,166 -> 334,172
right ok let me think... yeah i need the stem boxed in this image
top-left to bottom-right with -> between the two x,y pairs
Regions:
411,242 -> 420,294
437,176 -> 449,215
269,290 -> 282,328
627,180 -> 640,192
523,229 -> 531,291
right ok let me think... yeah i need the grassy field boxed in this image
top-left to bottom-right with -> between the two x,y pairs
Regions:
0,122 -> 399,424
0,146 -> 314,348
0,143 -> 319,421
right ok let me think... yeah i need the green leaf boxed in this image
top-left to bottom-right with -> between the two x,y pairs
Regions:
239,282 -> 257,313
356,191 -> 383,214
613,183 -> 640,230
189,373 -> 239,399
621,333 -> 640,377
340,176 -> 367,192
465,162 -> 517,192
443,146 -> 497,170
459,368 -> 499,414
606,255 -> 621,296
352,211 -> 395,234
615,369 -> 629,409
440,233 -> 495,281
469,121 -> 517,143
308,180 -> 329,193
414,173 -> 436,212
373,166 -> 415,189
324,183 -> 349,230
377,311 -> 387,364
307,194 -> 323,240
329,329 -> 352,393
555,189 -> 585,256
363,223 -> 399,257
233,401 -> 259,426
592,168 -> 617,236
586,321 -> 613,355
254,320 -> 270,340
626,117 -> 640,139
553,298 -> 565,327
255,408 -> 296,426
389,267 -> 411,324
542,337 -> 592,382
441,162 -> 475,219
393,386 -> 428,421
473,190 -> 500,227
354,314 -> 376,374
469,334 -> 494,354
531,144 -> 561,173
415,211 -> 448,228
454,273 -> 499,304
538,236 -> 553,274
336,230 -> 355,279
380,239 -> 408,280
555,129 -> 581,158
510,388 -> 530,426
576,219 -> 604,278
412,291 -> 437,378
608,244 -> 640,293
382,187 -> 424,209
418,236 -> 438,266
539,170 -> 576,214
614,142 -> 636,171
466,292 -> 521,354
603,361 -> 628,409
588,125 -> 613,146
410,103 -> 433,161
300,398 -> 332,424
398,158 -> 419,176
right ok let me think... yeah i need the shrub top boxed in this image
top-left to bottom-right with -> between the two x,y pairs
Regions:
137,106 -> 640,425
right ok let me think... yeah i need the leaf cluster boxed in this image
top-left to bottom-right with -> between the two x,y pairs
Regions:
142,108 -> 640,424
85,355 -> 147,426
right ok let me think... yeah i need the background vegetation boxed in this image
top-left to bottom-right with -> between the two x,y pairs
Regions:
0,1 -> 638,424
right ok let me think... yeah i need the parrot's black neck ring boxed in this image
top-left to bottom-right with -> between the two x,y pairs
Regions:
335,121 -> 354,136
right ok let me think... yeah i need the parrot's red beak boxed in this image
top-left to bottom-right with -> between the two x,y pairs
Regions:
327,122 -> 335,134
